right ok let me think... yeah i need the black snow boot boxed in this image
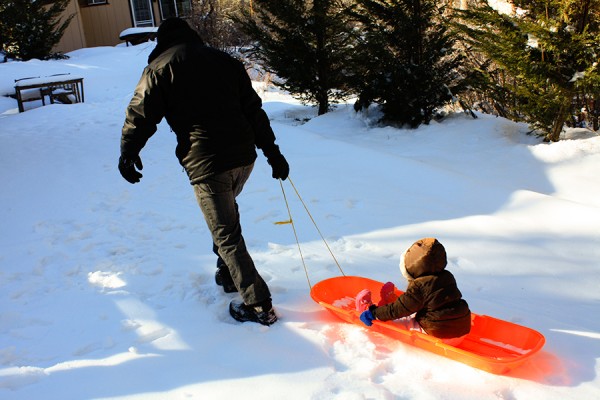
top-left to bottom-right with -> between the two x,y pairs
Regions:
215,258 -> 237,293
229,300 -> 278,326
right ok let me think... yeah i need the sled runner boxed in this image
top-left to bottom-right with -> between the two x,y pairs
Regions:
310,276 -> 546,375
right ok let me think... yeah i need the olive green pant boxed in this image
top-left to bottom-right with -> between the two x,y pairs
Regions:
193,163 -> 271,306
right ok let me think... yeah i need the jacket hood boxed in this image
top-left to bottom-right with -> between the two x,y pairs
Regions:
399,250 -> 412,281
148,17 -> 204,64
399,238 -> 447,279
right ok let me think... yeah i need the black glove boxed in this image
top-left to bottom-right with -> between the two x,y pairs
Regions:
267,153 -> 289,181
118,155 -> 143,184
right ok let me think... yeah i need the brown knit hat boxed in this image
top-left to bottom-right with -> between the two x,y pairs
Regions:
403,238 -> 447,278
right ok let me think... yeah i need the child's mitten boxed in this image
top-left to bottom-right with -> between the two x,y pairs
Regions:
360,308 -> 376,326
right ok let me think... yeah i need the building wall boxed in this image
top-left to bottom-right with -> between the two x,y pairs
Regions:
78,0 -> 135,48
54,0 -> 87,54
54,0 -> 164,54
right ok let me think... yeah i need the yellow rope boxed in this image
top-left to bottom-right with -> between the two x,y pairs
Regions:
276,177 -> 346,290
287,177 -> 345,277
278,179 -> 312,289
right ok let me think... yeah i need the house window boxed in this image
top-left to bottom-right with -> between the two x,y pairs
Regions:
75,0 -> 107,5
130,0 -> 155,27
159,0 -> 192,20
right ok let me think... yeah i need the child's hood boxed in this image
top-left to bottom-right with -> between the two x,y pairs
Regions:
400,238 -> 447,280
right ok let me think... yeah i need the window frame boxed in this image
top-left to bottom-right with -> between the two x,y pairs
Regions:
158,0 -> 192,20
129,0 -> 155,27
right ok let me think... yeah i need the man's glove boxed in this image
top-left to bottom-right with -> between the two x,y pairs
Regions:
118,155 -> 143,184
267,153 -> 290,181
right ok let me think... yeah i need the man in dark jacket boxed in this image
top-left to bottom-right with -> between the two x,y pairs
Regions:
119,18 -> 289,326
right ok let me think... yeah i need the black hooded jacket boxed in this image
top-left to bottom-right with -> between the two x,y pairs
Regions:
121,19 -> 281,184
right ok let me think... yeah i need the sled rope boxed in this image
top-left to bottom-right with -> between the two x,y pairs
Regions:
278,179 -> 312,288
287,177 -> 346,277
277,177 -> 346,289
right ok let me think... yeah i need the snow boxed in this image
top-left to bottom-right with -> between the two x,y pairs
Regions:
479,339 -> 531,355
488,0 -> 515,15
14,74 -> 84,87
119,27 -> 158,37
1,43 -> 600,400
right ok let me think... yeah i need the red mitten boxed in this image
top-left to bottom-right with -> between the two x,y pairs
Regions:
378,282 -> 398,306
355,289 -> 373,312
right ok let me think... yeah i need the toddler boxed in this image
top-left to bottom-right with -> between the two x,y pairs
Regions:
358,238 -> 471,345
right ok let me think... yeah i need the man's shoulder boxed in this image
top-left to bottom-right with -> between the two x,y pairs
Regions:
146,44 -> 246,84
198,46 -> 243,67
150,43 -> 190,66
151,44 -> 238,65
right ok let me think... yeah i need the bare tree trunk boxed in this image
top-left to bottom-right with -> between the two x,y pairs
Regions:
547,98 -> 570,142
314,0 -> 330,115
593,99 -> 599,131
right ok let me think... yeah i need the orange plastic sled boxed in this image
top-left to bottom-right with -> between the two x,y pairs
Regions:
310,276 -> 545,375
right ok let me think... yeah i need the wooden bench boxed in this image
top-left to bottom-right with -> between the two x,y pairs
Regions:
15,74 -> 84,113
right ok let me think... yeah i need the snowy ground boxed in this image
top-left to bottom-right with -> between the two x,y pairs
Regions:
1,43 -> 599,400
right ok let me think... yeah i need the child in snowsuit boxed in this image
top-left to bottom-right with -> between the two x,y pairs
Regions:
358,238 -> 471,345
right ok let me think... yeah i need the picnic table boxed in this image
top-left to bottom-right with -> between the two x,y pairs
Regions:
119,27 -> 158,46
14,74 -> 84,112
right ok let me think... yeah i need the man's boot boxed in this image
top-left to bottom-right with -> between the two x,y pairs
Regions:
229,299 -> 277,326
215,258 -> 237,293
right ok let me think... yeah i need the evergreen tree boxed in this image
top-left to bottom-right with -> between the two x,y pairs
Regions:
233,0 -> 355,115
190,0 -> 249,51
347,0 -> 468,128
0,0 -> 73,61
455,0 -> 600,141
